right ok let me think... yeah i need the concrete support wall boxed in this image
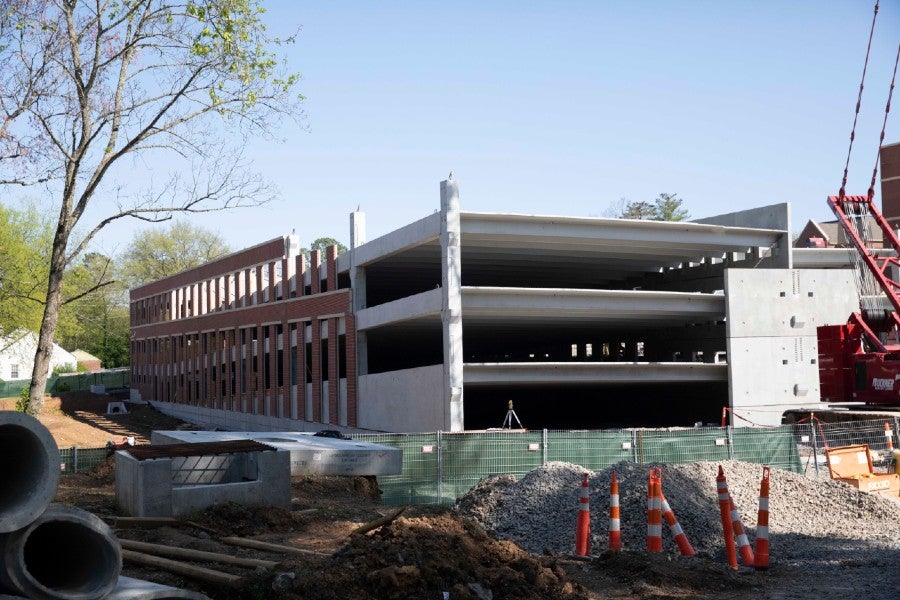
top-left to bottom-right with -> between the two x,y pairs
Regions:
357,364 -> 444,432
724,269 -> 858,426
440,180 -> 465,432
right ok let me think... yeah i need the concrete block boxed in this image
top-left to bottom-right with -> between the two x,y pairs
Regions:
151,430 -> 402,476
115,453 -> 173,517
115,447 -> 289,518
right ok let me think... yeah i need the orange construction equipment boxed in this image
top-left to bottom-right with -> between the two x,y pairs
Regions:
660,491 -> 695,556
646,468 -> 663,553
730,497 -> 756,567
754,466 -> 770,569
575,473 -> 591,556
716,465 -> 738,569
825,443 -> 900,497
609,470 -> 622,551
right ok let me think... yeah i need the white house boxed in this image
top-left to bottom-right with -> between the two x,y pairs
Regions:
0,331 -> 77,381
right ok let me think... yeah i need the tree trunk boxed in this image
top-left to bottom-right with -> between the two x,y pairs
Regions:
28,225 -> 70,415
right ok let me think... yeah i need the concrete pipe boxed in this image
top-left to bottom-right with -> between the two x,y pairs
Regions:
106,576 -> 211,600
0,412 -> 60,533
0,503 -> 122,600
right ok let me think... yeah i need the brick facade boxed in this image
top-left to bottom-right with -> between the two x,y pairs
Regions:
130,237 -> 357,429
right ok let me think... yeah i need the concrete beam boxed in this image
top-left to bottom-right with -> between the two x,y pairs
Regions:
461,287 -> 725,322
356,288 -> 442,331
792,247 -> 897,268
338,212 -> 440,271
461,212 -> 784,252
464,362 -> 727,385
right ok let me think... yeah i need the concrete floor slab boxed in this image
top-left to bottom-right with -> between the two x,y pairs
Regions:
150,430 -> 402,476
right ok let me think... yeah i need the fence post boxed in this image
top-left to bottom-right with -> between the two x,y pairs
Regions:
726,426 -> 734,460
631,429 -> 639,463
809,422 -> 820,478
542,429 -> 548,466
436,430 -> 443,506
72,445 -> 78,474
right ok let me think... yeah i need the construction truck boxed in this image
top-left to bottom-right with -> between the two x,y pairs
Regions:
817,194 -> 900,405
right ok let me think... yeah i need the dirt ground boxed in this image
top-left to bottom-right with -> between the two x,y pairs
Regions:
0,390 -> 188,446
6,392 -> 892,599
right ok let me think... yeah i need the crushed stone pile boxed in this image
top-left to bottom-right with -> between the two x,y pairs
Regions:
455,460 -> 900,570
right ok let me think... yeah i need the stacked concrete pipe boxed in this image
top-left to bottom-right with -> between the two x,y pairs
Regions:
0,411 -> 121,600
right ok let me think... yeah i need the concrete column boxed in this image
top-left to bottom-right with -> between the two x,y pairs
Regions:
350,210 -> 366,249
440,179 -> 465,432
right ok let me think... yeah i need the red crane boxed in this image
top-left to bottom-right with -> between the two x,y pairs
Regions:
817,0 -> 900,405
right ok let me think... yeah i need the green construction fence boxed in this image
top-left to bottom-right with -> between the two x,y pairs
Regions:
354,425 -> 802,506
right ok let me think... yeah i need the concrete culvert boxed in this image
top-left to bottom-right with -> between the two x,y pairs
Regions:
0,412 -> 60,533
0,504 -> 122,600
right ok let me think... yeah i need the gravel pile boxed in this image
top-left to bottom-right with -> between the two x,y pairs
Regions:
455,460 -> 900,569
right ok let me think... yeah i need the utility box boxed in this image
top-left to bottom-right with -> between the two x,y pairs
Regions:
825,444 -> 900,497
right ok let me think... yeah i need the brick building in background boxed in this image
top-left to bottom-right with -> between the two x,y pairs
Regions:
794,143 -> 900,248
130,236 -> 358,432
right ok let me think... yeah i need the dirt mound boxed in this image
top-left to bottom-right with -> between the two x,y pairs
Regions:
294,514 -> 588,600
196,502 -> 305,537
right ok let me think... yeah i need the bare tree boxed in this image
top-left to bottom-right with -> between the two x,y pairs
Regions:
0,0 -> 301,413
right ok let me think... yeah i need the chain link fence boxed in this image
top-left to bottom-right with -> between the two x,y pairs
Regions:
355,419 -> 897,506
0,368 -> 130,398
54,418 -> 898,507
58,446 -> 112,474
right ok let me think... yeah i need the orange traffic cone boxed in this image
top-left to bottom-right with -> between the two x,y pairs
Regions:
609,470 -> 622,551
886,422 -> 895,452
730,497 -> 755,566
661,491 -> 695,556
647,468 -> 662,553
754,466 -> 770,569
716,465 -> 738,569
575,473 -> 591,556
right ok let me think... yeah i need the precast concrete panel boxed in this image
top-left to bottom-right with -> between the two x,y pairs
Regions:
357,364 -> 445,432
724,269 -> 858,426
725,270 -> 857,338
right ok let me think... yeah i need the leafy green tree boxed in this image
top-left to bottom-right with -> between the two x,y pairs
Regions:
652,193 -> 690,222
607,194 -> 690,221
120,221 -> 232,288
300,237 -> 348,263
57,252 -> 130,368
620,201 -> 657,220
0,1 -> 301,413
0,202 -> 53,338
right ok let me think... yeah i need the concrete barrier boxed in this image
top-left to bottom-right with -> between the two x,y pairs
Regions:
0,504 -> 121,600
0,412 -> 60,533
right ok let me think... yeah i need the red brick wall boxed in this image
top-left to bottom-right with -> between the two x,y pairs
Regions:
881,143 -> 900,227
130,243 -> 353,430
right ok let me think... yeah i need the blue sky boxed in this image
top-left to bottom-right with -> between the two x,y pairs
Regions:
94,0 -> 900,253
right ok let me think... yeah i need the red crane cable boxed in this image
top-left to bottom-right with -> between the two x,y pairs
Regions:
868,43 -> 900,201
839,0 -> 880,201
